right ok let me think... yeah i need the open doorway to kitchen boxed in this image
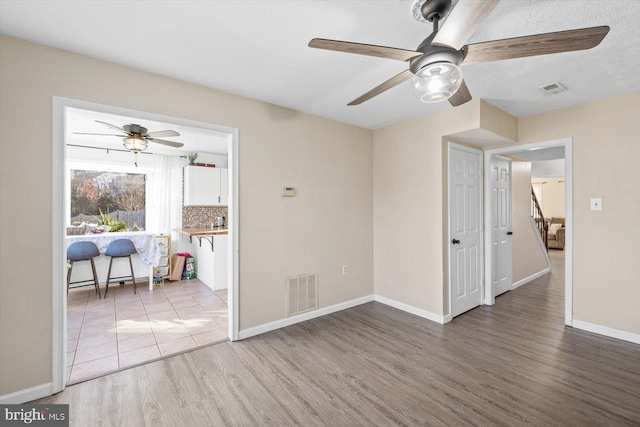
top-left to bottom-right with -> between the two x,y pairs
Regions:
52,97 -> 239,390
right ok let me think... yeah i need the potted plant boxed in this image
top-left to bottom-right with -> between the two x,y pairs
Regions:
187,152 -> 198,165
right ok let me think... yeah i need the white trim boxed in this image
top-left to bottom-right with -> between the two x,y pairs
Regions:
483,138 -> 573,326
512,267 -> 551,290
52,97 -> 241,394
0,383 -> 52,404
52,98 -> 66,395
447,142 -> 484,320
564,140 -> 573,326
571,320 -> 640,345
229,129 -> 240,341
238,295 -> 374,340
374,295 -> 447,324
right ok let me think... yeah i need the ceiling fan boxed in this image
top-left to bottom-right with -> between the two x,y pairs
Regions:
74,120 -> 184,153
309,0 -> 609,107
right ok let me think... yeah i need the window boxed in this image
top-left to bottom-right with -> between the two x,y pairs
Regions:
70,169 -> 146,230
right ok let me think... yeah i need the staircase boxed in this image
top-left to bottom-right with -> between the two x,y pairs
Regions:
531,187 -> 548,250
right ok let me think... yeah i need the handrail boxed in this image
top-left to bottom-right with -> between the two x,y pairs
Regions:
531,187 -> 548,250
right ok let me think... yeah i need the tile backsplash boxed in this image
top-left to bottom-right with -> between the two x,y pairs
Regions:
182,206 -> 228,228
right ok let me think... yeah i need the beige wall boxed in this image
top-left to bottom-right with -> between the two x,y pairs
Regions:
373,101 -> 481,315
519,92 -> 640,334
0,36 -> 373,396
531,177 -> 565,218
512,163 -> 549,282
373,99 -> 517,316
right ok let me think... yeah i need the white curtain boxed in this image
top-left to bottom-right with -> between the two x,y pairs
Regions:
149,154 -> 184,242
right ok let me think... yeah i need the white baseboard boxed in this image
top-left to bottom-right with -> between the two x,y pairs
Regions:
512,266 -> 551,290
571,320 -> 640,345
0,383 -> 52,404
238,295 -> 374,340
373,294 -> 446,324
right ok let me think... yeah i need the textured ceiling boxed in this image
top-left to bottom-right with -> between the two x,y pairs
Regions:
1,0 -> 639,130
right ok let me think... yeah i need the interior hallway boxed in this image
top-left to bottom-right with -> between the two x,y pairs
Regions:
40,249 -> 640,426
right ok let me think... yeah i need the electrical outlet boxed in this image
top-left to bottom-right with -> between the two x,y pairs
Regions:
342,265 -> 348,275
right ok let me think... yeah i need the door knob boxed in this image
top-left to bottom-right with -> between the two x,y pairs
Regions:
507,231 -> 513,235
452,239 -> 461,244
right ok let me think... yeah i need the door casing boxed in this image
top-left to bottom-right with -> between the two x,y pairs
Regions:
483,138 -> 573,324
52,97 -> 240,395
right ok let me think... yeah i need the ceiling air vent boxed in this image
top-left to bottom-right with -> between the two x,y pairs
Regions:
286,273 -> 318,317
538,82 -> 567,95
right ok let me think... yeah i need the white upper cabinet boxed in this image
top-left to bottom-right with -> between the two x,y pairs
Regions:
184,166 -> 228,206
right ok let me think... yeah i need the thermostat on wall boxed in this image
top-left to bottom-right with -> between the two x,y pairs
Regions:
282,187 -> 296,197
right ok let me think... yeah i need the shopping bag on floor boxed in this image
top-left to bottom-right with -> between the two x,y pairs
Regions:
185,257 -> 195,280
169,255 -> 185,281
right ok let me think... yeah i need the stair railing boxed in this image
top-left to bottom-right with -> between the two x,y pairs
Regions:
531,187 -> 548,250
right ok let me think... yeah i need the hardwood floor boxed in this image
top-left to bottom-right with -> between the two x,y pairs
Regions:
38,251 -> 640,426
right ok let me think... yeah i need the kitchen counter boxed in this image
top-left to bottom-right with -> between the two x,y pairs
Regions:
174,227 -> 228,236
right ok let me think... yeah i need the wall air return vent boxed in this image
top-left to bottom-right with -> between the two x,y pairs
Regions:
286,273 -> 318,317
538,82 -> 567,95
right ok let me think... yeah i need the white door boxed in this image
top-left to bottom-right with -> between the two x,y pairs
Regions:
491,156 -> 512,296
449,144 -> 483,318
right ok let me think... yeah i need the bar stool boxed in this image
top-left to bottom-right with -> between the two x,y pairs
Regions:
104,239 -> 138,297
67,241 -> 102,298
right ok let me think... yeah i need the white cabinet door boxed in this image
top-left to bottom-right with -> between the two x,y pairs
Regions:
184,166 -> 221,206
214,235 -> 228,290
219,168 -> 228,206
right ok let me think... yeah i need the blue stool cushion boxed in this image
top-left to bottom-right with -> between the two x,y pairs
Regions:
105,239 -> 137,257
67,241 -> 100,261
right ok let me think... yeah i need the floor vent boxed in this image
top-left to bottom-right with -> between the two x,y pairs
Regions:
286,273 -> 318,317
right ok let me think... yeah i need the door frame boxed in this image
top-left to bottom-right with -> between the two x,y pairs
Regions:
489,155 -> 513,297
51,97 -> 240,394
483,137 -> 573,326
447,142 -> 484,319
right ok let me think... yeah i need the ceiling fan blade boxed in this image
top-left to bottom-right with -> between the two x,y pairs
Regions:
348,69 -> 414,106
147,137 -> 184,148
448,79 -> 472,107
462,26 -> 610,65
72,132 -> 127,137
309,38 -> 422,62
146,130 -> 180,138
95,120 -> 127,133
432,0 -> 500,50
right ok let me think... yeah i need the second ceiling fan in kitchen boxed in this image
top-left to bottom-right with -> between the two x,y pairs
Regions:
308,0 -> 609,106
74,120 -> 185,153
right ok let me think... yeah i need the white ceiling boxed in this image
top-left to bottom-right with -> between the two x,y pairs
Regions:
1,0 -> 639,130
65,108 -> 229,156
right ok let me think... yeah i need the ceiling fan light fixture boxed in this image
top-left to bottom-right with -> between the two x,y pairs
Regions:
123,135 -> 148,153
412,62 -> 463,103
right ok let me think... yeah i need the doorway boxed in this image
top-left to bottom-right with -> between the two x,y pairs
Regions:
52,97 -> 240,392
483,138 -> 573,324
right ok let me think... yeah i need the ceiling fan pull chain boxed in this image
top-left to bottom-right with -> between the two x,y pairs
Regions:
134,152 -> 138,168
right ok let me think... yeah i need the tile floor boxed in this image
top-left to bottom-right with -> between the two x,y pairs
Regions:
67,278 -> 228,384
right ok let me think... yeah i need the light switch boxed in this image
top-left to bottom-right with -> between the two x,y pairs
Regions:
281,187 -> 296,197
590,198 -> 602,211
